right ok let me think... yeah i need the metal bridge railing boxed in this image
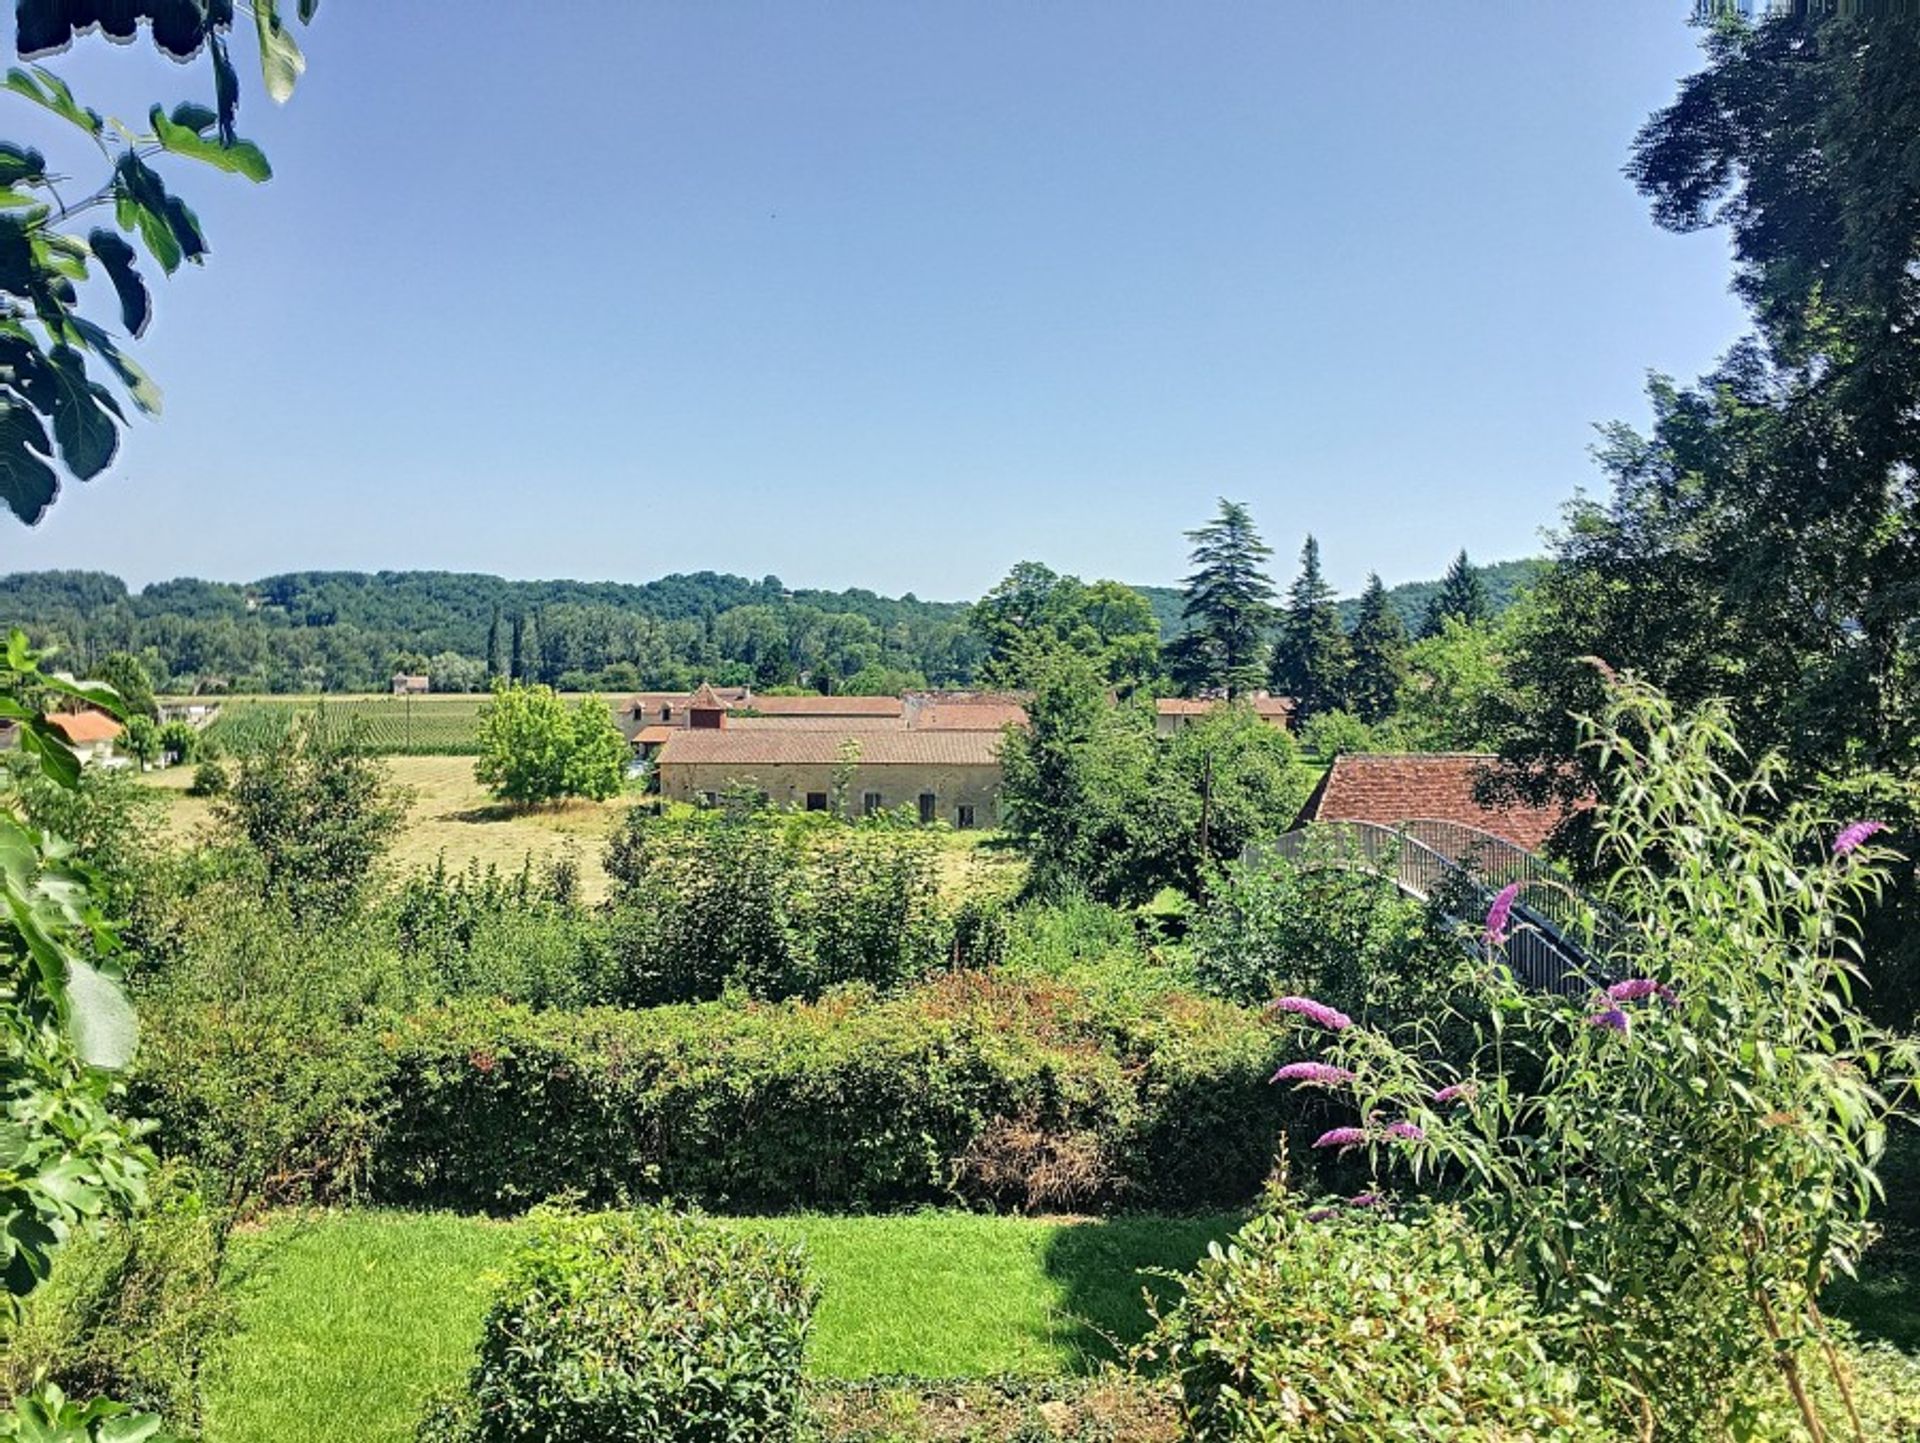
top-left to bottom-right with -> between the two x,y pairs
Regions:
1246,819 -> 1619,998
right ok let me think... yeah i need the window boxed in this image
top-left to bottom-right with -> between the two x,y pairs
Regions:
955,804 -> 975,830
698,790 -> 718,808
862,791 -> 883,817
918,792 -> 937,824
661,703 -> 673,722
805,792 -> 828,812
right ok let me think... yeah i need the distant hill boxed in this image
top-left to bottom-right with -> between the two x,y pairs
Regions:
1137,557 -> 1547,638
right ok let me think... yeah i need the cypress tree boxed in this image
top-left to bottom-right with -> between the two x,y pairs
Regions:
1270,535 -> 1352,721
1421,549 -> 1490,638
486,606 -> 509,681
1347,572 -> 1408,723
1177,499 -> 1277,697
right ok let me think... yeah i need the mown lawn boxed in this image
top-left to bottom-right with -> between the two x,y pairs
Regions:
204,1209 -> 1234,1443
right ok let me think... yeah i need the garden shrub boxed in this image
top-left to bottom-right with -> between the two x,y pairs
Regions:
1146,1202 -> 1605,1442
185,759 -> 228,797
372,972 -> 1288,1213
415,1206 -> 816,1443
604,810 -> 948,1005
0,1163 -> 231,1434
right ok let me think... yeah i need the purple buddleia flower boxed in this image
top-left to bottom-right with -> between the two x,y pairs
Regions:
1270,1061 -> 1356,1087
1833,821 -> 1887,857
1313,1126 -> 1368,1149
1605,978 -> 1677,1007
1266,996 -> 1353,1031
1384,1121 -> 1425,1142
1305,1207 -> 1337,1222
1484,882 -> 1521,947
1587,1007 -> 1629,1034
1347,1192 -> 1382,1209
1430,1081 -> 1475,1105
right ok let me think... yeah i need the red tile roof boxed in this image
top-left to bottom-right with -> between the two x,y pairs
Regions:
1301,753 -> 1572,853
914,701 -> 1028,730
1156,696 -> 1294,722
46,710 -> 124,745
634,725 -> 675,745
743,695 -> 905,717
660,729 -> 1002,767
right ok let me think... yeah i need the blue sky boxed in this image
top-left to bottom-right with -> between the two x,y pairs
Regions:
10,3 -> 1749,601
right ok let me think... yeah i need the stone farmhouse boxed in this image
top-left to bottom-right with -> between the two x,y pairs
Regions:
1154,693 -> 1293,737
44,709 -> 126,766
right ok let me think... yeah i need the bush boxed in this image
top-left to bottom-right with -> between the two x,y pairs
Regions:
372,972 -> 1288,1214
473,681 -> 627,806
156,721 -> 198,765
416,1206 -> 816,1443
185,759 -> 228,797
1147,1202 -> 1604,1442
604,812 -> 949,1005
392,857 -> 615,1009
1192,834 -> 1460,1022
0,1164 -> 231,1434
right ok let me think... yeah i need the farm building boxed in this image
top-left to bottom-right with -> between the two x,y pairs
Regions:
906,693 -> 1029,730
1154,694 -> 1293,737
656,726 -> 1005,827
1296,752 -> 1576,853
391,673 -> 430,695
617,686 -> 752,740
45,709 -> 126,766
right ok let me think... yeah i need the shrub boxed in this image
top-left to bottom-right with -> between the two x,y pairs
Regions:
372,972 -> 1288,1214
1192,834 -> 1461,1021
156,721 -> 198,765
604,811 -> 948,1005
1146,1202 -> 1604,1442
392,857 -> 615,1009
416,1206 -> 816,1443
185,759 -> 228,797
1,1164 -> 231,1433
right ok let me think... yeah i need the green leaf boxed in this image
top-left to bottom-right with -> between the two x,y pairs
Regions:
0,398 -> 57,522
66,956 -> 138,1070
70,318 -> 163,416
170,100 -> 219,135
298,0 -> 320,21
0,213 -> 35,296
255,0 -> 307,103
98,1413 -> 168,1443
18,719 -> 80,786
212,35 -> 240,143
45,345 -> 118,479
150,105 -> 272,182
87,230 -> 150,337
3,66 -> 103,137
114,156 -> 184,274
0,142 -> 47,186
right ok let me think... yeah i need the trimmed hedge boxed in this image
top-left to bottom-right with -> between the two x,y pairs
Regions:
371,972 -> 1290,1213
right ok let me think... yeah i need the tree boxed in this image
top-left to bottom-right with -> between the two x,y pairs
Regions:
970,563 -> 1161,690
511,611 -> 545,685
1176,500 -> 1276,697
486,608 -> 509,682
1418,550 -> 1489,639
475,681 -> 627,807
120,712 -> 160,765
1345,573 -> 1407,724
1396,616 -> 1504,752
215,712 -> 405,924
1268,536 -> 1350,722
85,651 -> 155,718
2,1 -> 319,525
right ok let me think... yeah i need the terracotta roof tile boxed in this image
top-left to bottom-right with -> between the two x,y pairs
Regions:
1303,752 -> 1571,853
914,701 -> 1028,730
742,696 -> 905,716
46,710 -> 124,745
660,729 -> 1001,767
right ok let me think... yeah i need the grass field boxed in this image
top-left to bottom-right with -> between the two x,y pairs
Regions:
142,755 -> 641,901
205,1209 -> 1234,1443
182,693 -> 620,757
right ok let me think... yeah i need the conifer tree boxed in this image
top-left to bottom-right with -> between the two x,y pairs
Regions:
1270,535 -> 1351,721
1177,499 -> 1277,696
486,607 -> 509,681
1347,572 -> 1409,723
1420,549 -> 1490,638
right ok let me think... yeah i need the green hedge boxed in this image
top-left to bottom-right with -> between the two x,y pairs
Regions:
370,973 -> 1290,1214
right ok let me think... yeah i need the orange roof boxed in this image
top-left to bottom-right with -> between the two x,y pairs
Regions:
914,700 -> 1028,730
1301,753 -> 1575,853
46,710 -> 124,745
634,725 -> 675,745
660,729 -> 1001,767
744,695 -> 905,717
689,682 -> 726,710
1156,696 -> 1294,722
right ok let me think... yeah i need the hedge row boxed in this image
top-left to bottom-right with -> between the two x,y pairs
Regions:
369,973 -> 1292,1213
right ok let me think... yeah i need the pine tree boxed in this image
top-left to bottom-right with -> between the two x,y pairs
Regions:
486,606 -> 509,681
1347,572 -> 1408,723
1178,499 -> 1277,696
1420,549 -> 1490,638
1269,535 -> 1351,721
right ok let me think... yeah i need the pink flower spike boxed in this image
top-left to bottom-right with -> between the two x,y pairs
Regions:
1266,996 -> 1353,1031
1587,1007 -> 1629,1034
1384,1121 -> 1425,1142
1305,1207 -> 1337,1222
1271,1061 -> 1356,1087
1484,882 -> 1521,947
1347,1192 -> 1382,1209
1313,1126 -> 1368,1149
1430,1082 -> 1475,1105
1605,978 -> 1664,1003
1834,821 -> 1886,857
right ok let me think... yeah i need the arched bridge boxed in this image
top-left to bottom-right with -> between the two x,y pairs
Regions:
1243,819 -> 1622,997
